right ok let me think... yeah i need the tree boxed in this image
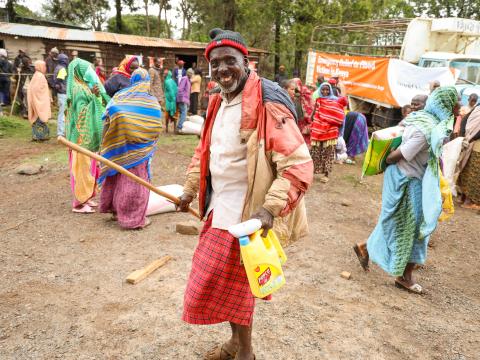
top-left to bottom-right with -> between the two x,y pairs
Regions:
6,0 -> 17,22
14,3 -> 43,19
178,0 -> 195,39
223,0 -> 235,30
153,0 -> 172,37
115,0 -> 122,32
411,0 -> 480,20
107,14 -> 170,37
43,0 -> 110,30
143,0 -> 151,36
114,0 -> 138,33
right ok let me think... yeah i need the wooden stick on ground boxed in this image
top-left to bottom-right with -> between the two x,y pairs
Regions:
126,256 -> 172,284
57,136 -> 200,219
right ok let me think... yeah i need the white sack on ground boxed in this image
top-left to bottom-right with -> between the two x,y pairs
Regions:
146,184 -> 184,216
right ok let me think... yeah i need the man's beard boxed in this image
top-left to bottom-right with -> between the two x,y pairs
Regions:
217,77 -> 240,94
217,73 -> 248,94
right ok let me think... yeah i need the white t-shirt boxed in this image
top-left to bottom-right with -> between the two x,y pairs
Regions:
397,125 -> 429,179
206,92 -> 248,230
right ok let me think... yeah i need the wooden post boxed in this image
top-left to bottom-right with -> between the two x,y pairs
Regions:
10,69 -> 21,116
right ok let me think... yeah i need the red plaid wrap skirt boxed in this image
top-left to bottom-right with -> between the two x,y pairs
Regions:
182,214 -> 255,326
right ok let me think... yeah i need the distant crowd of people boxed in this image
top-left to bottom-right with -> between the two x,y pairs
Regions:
274,69 -> 369,183
0,48 -> 213,137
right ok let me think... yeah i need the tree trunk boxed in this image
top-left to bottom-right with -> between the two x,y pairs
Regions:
223,0 -> 235,30
145,0 -> 150,37
157,1 -> 163,37
274,4 -> 281,73
115,0 -> 122,33
6,0 -> 16,23
182,13 -> 186,39
164,7 -> 171,38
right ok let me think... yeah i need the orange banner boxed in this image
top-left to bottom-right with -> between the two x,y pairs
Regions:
306,51 -> 396,106
306,51 -> 458,107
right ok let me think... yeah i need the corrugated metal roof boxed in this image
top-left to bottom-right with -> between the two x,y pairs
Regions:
0,22 -> 268,53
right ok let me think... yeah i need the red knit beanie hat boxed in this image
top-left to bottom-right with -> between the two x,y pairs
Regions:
205,28 -> 248,61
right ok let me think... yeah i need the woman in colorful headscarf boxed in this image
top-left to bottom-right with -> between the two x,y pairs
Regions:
104,56 -> 139,97
310,82 -> 347,182
353,86 -> 459,294
164,70 -> 178,132
27,60 -> 51,141
99,68 -> 162,229
292,78 -> 314,147
66,58 -> 110,214
341,111 -> 369,161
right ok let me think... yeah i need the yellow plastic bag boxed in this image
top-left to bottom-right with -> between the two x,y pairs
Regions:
439,171 -> 454,222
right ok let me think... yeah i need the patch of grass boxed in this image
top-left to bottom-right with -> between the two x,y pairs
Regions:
0,115 -> 58,139
157,134 -> 199,156
27,147 -> 68,166
0,115 -> 31,138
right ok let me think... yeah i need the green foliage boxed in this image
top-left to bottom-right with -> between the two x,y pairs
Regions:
411,0 -> 480,20
42,0 -> 110,30
14,4 -> 42,19
107,14 -> 170,37
184,0 -> 418,77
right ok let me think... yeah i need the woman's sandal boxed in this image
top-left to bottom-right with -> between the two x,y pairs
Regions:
87,199 -> 98,208
353,244 -> 369,271
204,343 -> 237,360
461,203 -> 480,210
72,204 -> 95,214
394,278 -> 423,294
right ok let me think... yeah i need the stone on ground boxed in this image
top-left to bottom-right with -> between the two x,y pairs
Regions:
16,163 -> 43,175
176,221 -> 200,235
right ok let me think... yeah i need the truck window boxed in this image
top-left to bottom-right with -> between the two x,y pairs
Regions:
450,60 -> 480,85
421,59 -> 447,68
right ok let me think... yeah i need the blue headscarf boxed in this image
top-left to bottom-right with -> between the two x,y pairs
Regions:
130,68 -> 150,85
99,67 -> 161,184
318,82 -> 338,100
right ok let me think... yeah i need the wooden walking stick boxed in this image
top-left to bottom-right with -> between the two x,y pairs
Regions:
57,136 -> 200,219
10,69 -> 21,116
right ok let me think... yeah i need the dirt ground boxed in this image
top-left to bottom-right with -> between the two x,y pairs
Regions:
0,128 -> 479,360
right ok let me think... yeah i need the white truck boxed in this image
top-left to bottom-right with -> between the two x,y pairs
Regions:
309,17 -> 480,128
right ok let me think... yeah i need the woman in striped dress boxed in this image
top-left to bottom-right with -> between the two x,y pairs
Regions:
98,69 -> 162,229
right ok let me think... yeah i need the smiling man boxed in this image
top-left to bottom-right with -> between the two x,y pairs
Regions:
177,28 -> 313,360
